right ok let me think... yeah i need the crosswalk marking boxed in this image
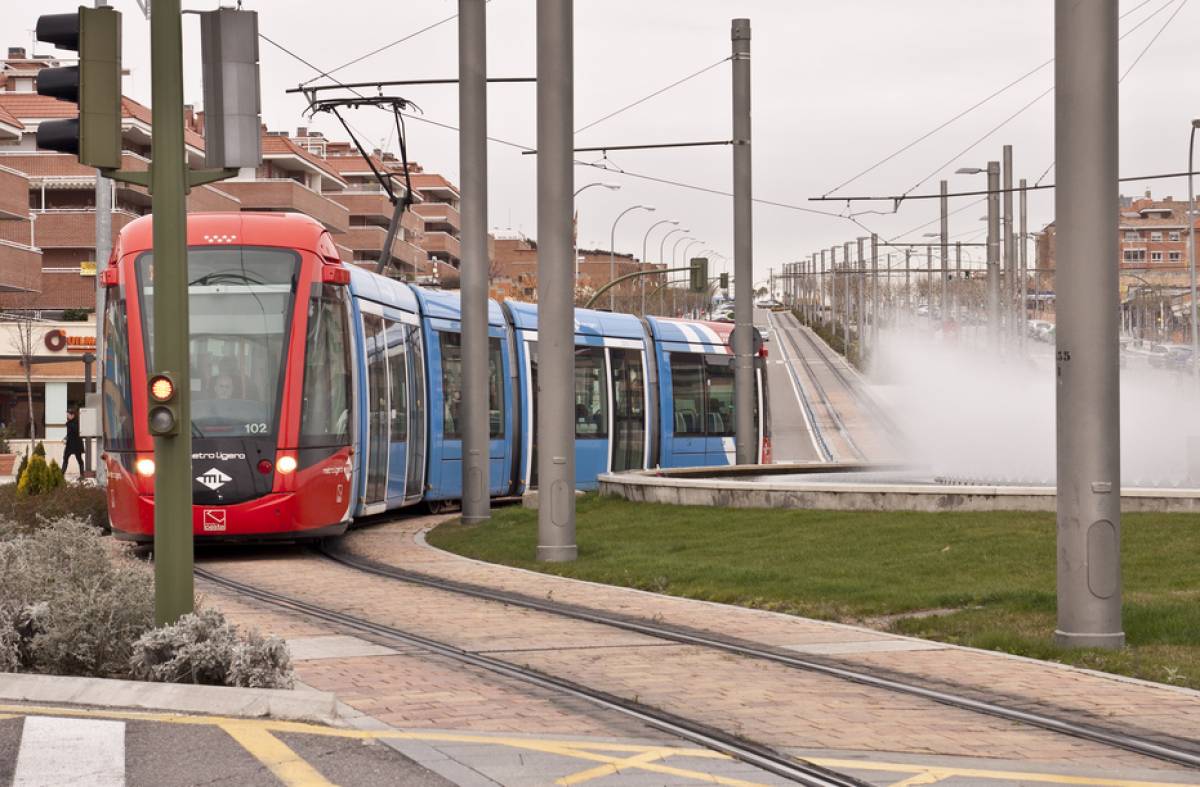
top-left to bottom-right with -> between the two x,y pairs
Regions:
13,715 -> 125,787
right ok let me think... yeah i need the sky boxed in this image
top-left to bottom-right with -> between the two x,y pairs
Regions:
11,0 -> 1199,286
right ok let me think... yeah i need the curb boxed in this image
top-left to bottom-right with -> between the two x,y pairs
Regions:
0,672 -> 340,724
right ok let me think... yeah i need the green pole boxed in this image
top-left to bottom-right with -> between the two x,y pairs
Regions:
150,0 -> 193,625
585,266 -> 691,310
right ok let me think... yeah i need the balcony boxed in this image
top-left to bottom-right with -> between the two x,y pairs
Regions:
27,210 -> 140,249
421,231 -> 461,262
332,192 -> 392,222
0,165 -> 29,220
0,239 -> 41,292
217,179 -> 350,234
412,202 -> 461,232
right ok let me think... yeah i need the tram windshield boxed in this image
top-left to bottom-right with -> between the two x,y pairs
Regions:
136,247 -> 300,439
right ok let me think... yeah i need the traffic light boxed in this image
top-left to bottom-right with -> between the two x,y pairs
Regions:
689,257 -> 709,293
147,373 -> 180,436
34,6 -> 122,169
719,272 -> 729,289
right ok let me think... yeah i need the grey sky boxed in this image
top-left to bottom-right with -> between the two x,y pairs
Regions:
12,0 -> 1198,285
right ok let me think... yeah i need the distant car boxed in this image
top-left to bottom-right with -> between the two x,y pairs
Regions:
1147,344 -> 1186,368
1166,346 -> 1194,370
756,298 -> 782,309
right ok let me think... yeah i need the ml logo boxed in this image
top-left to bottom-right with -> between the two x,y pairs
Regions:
196,467 -> 232,491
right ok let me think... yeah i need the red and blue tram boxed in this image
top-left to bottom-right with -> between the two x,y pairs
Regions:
101,213 -> 770,540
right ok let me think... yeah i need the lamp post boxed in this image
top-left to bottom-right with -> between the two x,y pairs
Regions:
957,164 -> 1001,346
658,227 -> 688,315
670,235 -> 695,316
574,181 -> 620,198
608,204 -> 655,310
681,239 -> 704,317
1187,118 -> 1199,374
641,218 -> 679,315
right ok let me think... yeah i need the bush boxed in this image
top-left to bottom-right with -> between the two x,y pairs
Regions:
47,459 -> 64,490
129,607 -> 294,689
14,454 -> 27,486
32,442 -> 45,458
0,427 -> 12,454
0,483 -> 108,534
0,518 -> 154,678
17,454 -> 54,497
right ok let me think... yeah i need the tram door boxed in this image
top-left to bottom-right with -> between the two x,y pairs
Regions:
362,312 -> 389,506
384,319 -> 409,502
609,348 -> 646,472
404,323 -> 426,503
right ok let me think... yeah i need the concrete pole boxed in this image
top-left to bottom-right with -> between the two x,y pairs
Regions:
1054,0 -> 1123,648
820,249 -> 827,327
535,0 -> 576,562
1020,178 -> 1028,352
987,160 -> 1001,346
940,180 -> 949,320
856,237 -> 865,357
842,242 -> 851,350
1187,122 -> 1198,374
731,18 -> 755,465
904,248 -> 911,320
829,246 -> 837,333
149,0 -> 193,624
955,241 -> 962,321
1003,144 -> 1015,343
89,0 -> 111,481
459,0 -> 490,524
925,244 -> 934,328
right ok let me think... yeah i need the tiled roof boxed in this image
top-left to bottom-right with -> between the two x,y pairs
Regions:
262,134 -> 345,186
0,93 -> 206,149
0,103 -> 22,130
409,172 -> 458,194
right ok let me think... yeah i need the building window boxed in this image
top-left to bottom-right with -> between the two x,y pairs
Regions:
1150,231 -> 1162,242
1123,249 -> 1146,263
1170,251 -> 1182,262
1151,251 -> 1163,262
1124,231 -> 1139,241
1169,231 -> 1181,242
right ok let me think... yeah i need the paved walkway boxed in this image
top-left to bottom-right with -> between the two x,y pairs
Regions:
199,514 -> 1200,786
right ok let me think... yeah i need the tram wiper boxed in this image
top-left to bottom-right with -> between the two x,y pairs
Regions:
192,421 -> 206,438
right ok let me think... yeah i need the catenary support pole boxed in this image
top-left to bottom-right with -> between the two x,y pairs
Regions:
1019,178 -> 1028,352
871,234 -> 879,349
535,0 -> 576,561
842,242 -> 851,350
731,18 -> 755,465
150,0 -> 193,625
1003,144 -> 1015,343
986,160 -> 1001,347
955,241 -> 962,322
459,0 -> 490,524
940,180 -> 949,320
856,237 -> 865,357
1054,0 -> 1123,648
89,0 -> 111,481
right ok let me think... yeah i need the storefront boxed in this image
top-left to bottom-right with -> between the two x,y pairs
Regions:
0,319 -> 97,452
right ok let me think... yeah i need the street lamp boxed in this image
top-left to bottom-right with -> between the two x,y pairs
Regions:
657,227 -> 688,314
958,164 -> 1001,344
609,204 -> 655,310
641,219 -> 679,314
1187,118 -> 1199,374
574,181 -> 620,198
668,235 -> 694,315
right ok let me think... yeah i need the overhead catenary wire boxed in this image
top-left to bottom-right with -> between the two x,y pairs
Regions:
574,56 -> 731,135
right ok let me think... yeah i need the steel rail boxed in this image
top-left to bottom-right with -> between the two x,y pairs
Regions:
772,311 -> 866,461
765,310 -> 834,462
194,566 -> 868,787
318,546 -> 1200,770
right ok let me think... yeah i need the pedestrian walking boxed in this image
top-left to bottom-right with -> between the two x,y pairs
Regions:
62,407 -> 84,478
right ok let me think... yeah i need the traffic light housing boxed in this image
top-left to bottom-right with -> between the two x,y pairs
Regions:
689,257 -> 708,293
147,373 -> 180,437
719,272 -> 729,290
35,6 -> 122,169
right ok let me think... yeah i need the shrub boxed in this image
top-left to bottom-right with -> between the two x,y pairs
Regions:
14,454 -> 27,486
0,427 -> 12,454
17,454 -> 52,496
129,607 -> 294,689
0,484 -> 108,535
32,442 -> 45,458
0,518 -> 154,678
47,459 -> 64,490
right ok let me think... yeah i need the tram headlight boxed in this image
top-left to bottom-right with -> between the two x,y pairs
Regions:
275,455 -> 297,475
135,458 -> 155,477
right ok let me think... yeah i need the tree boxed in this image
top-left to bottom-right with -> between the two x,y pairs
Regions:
3,298 -> 45,450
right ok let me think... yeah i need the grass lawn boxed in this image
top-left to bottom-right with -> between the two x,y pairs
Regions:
427,495 -> 1200,690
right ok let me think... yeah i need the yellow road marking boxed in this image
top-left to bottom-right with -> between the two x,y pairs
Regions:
220,722 -> 335,787
556,748 -> 674,785
1,703 -> 1195,787
889,770 -> 952,786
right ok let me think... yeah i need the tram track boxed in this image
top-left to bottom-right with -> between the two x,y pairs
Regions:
194,564 -> 870,787
316,542 -> 1200,771
764,310 -> 835,462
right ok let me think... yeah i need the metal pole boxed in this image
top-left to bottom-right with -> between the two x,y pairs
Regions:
642,219 -> 674,316
731,18 -> 754,465
1188,122 -> 1198,374
842,241 -> 851,350
830,246 -> 837,334
940,180 -> 949,320
820,249 -> 827,328
1054,0 -> 1122,648
987,160 -> 1001,346
659,227 -> 685,316
871,234 -> 879,348
459,0 -> 489,524
609,205 -> 651,311
150,0 -> 193,625
91,0 -> 111,482
856,237 -> 865,358
955,241 -> 962,321
904,248 -> 911,320
535,0 -> 576,562
1019,178 -> 1028,352
1003,144 -> 1015,343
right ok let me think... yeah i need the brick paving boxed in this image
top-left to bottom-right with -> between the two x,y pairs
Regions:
199,517 -> 1200,778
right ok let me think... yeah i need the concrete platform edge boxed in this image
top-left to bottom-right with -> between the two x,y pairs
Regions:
414,527 -> 1200,700
0,672 -> 340,724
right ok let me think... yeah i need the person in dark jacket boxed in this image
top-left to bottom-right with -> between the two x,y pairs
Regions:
62,408 -> 85,478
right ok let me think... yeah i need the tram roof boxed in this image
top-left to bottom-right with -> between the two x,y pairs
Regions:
348,267 -> 420,313
504,301 -> 646,340
118,212 -> 331,254
410,285 -> 507,327
646,317 -> 733,355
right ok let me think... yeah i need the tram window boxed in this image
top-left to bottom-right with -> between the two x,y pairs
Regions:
704,358 -> 736,436
299,285 -> 353,446
574,347 -> 608,438
669,355 -> 705,436
440,332 -> 503,440
102,295 -> 134,452
386,321 -> 408,442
